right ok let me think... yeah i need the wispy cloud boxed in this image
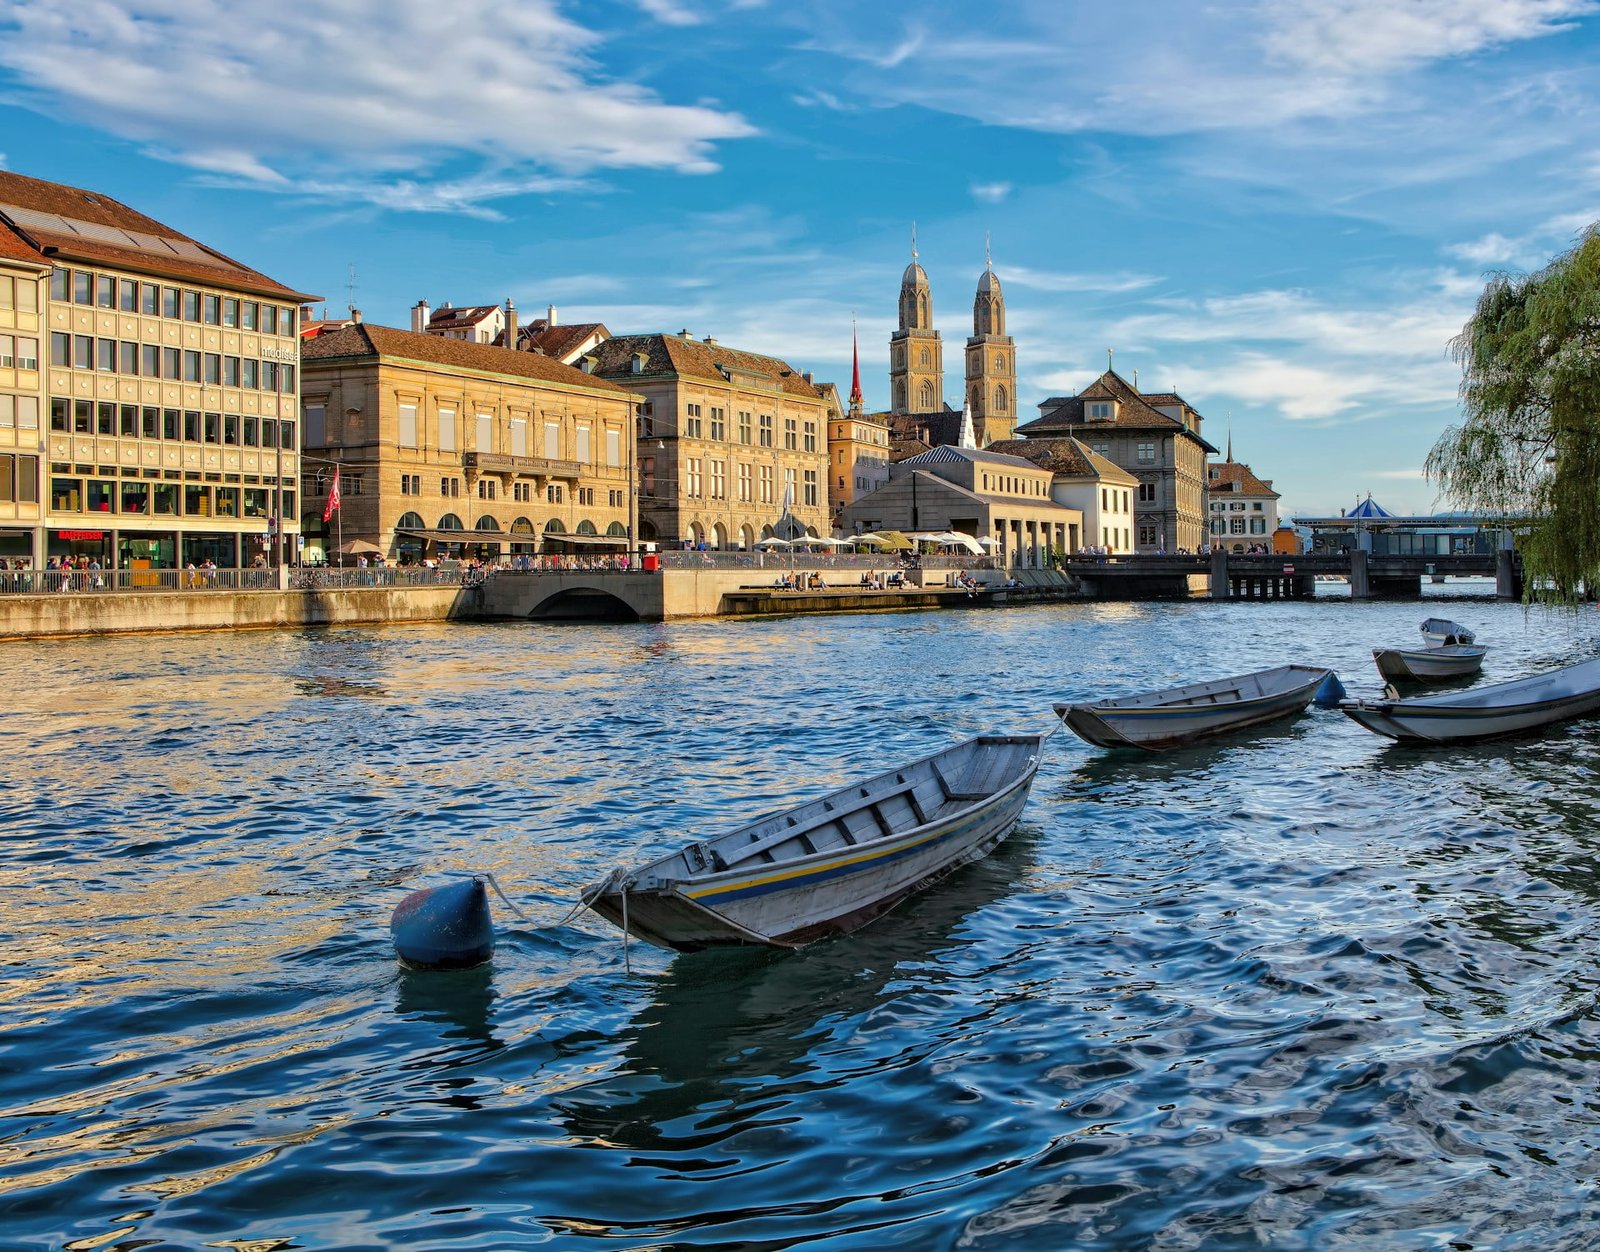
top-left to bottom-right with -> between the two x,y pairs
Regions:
1003,265 -> 1162,295
0,0 -> 753,213
969,181 -> 1012,204
634,0 -> 703,25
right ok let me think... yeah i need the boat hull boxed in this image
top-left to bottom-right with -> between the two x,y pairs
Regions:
1341,658 -> 1600,743
1372,645 -> 1487,684
584,738 -> 1044,952
1055,665 -> 1330,752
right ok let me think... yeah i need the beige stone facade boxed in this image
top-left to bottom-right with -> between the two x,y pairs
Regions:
0,248 -> 46,562
964,265 -> 1016,446
1206,457 -> 1281,552
584,332 -> 831,549
840,445 -> 1083,567
1021,370 -> 1216,553
828,410 -> 890,521
0,170 -> 315,571
299,324 -> 636,562
890,258 -> 945,415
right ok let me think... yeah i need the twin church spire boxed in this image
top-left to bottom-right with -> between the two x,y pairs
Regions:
888,228 -> 1016,445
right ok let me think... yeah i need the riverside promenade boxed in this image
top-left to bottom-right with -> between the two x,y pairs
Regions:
0,555 -> 1073,639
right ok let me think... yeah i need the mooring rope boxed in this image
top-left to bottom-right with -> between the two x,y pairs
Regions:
477,872 -> 536,924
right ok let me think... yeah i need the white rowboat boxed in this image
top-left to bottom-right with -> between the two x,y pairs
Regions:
1372,644 -> 1487,684
1054,664 -> 1333,752
1341,656 -> 1600,743
582,733 -> 1048,952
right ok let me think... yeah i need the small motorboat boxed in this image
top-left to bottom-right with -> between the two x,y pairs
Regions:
1341,656 -> 1600,743
1373,618 -> 1487,684
582,732 -> 1048,952
1054,664 -> 1335,752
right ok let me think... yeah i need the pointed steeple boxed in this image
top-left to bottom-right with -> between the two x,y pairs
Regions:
849,318 -> 863,411
958,395 -> 977,449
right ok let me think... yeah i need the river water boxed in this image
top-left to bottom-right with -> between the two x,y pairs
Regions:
4,587 -> 1600,1250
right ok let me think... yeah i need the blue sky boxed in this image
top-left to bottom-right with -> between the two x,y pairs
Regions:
2,0 -> 1597,518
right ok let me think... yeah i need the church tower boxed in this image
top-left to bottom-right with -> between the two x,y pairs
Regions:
965,242 -> 1016,445
889,228 -> 944,414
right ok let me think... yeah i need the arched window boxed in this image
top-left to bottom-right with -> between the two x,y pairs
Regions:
893,382 -> 906,410
396,511 -> 424,531
576,519 -> 598,535
919,347 -> 930,367
437,513 -> 463,530
993,352 -> 1005,371
919,380 -> 934,410
994,385 -> 1008,413
918,294 -> 928,324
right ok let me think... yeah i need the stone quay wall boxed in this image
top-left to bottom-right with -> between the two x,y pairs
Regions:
0,586 -> 476,642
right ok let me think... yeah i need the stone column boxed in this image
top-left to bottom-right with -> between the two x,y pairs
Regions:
1210,547 -> 1229,599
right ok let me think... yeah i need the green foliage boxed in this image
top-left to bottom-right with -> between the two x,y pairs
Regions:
1427,226 -> 1600,600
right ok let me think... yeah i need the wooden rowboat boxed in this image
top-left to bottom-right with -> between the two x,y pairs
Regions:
1054,664 -> 1334,752
581,733 -> 1048,952
1373,618 -> 1487,684
1372,643 -> 1487,684
1341,656 -> 1600,743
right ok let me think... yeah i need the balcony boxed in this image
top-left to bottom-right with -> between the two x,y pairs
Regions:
462,452 -> 582,479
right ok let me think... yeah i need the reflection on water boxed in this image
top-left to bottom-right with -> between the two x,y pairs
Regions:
2,598 -> 1600,1249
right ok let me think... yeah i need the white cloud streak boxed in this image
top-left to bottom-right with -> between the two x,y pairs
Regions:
0,0 -> 753,212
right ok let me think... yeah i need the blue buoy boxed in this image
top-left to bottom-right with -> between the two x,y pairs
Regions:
391,878 -> 494,970
1313,671 -> 1348,707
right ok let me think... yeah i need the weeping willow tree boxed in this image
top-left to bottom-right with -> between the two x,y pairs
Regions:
1426,225 -> 1600,601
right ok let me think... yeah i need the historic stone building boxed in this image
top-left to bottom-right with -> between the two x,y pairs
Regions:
1206,450 -> 1281,552
0,168 -> 316,571
884,243 -> 1018,454
299,322 -> 636,562
1019,370 -> 1217,553
0,233 -> 46,565
583,331 -> 831,549
964,257 -> 1017,446
987,436 -> 1137,554
829,335 -> 889,521
839,445 -> 1082,567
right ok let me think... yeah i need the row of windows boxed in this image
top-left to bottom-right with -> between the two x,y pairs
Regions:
50,400 -> 296,449
980,472 -> 1048,498
1211,517 -> 1269,535
0,334 -> 39,369
48,334 -> 296,391
1099,487 -> 1130,512
312,404 -> 628,468
389,512 -> 626,539
0,394 -> 40,429
0,454 -> 39,504
49,475 -> 293,519
0,274 -> 41,314
1210,500 -> 1266,511
648,409 -> 817,451
49,268 -> 297,335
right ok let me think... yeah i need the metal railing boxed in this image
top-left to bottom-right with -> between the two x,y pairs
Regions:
0,564 -> 474,595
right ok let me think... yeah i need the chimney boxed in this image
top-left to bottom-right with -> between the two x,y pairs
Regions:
351,307 -> 363,324
703,335 -> 718,346
411,299 -> 429,333
505,298 -> 518,350
547,304 -> 558,328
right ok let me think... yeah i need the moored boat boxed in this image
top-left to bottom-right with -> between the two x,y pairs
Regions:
1341,656 -> 1600,743
1373,617 -> 1488,684
1054,664 -> 1334,752
1420,617 -> 1476,647
581,732 -> 1048,952
1372,644 -> 1487,684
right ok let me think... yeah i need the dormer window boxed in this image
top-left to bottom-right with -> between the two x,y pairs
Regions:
631,351 -> 648,375
1086,400 -> 1115,421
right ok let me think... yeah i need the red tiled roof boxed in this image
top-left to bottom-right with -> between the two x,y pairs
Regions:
301,322 -> 634,395
427,304 -> 499,331
586,333 -> 827,400
987,437 -> 1138,484
520,322 -> 608,360
0,168 -> 316,300
0,222 -> 46,265
1206,460 -> 1279,498
1018,370 -> 1218,453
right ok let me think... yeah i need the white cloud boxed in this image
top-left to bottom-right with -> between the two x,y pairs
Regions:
970,181 -> 1012,204
1003,265 -> 1161,295
0,0 -> 753,212
634,0 -> 704,25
